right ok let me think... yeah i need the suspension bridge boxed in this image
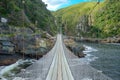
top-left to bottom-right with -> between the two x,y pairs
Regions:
14,34 -> 113,80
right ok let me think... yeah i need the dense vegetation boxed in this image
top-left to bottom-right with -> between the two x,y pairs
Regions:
54,0 -> 120,38
0,0 -> 57,35
0,0 -> 119,37
93,0 -> 120,38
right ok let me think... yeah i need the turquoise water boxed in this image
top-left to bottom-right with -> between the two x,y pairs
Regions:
78,42 -> 120,80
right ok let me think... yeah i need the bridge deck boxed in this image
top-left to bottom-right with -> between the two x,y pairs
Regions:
13,34 -> 112,80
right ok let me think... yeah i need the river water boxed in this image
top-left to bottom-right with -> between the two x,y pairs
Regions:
78,42 -> 120,80
0,42 -> 120,80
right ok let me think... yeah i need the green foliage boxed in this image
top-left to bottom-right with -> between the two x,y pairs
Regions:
53,2 -> 97,35
23,0 -> 57,34
54,0 -> 120,38
0,0 -> 56,35
94,0 -> 120,38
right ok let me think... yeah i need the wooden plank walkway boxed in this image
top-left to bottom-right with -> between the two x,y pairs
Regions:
13,34 -> 113,80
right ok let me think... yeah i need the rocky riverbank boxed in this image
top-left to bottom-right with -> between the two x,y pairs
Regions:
0,38 -> 54,67
64,38 -> 86,58
0,54 -> 22,66
0,44 -> 54,66
74,37 -> 120,43
67,45 -> 86,58
101,37 -> 120,43
0,24 -> 55,66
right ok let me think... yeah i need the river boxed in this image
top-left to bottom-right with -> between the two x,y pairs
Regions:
78,42 -> 120,80
0,42 -> 120,80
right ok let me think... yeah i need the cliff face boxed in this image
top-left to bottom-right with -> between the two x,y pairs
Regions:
53,0 -> 120,38
53,2 -> 95,36
0,0 -> 57,35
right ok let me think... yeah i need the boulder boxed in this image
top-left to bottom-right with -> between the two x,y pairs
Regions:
67,45 -> 86,58
0,58 -> 17,66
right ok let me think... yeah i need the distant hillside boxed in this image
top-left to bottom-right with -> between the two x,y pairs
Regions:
53,0 -> 120,38
93,0 -> 120,38
0,0 -> 57,35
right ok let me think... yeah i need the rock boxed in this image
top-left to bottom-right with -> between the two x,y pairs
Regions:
117,39 -> 120,43
67,45 -> 86,58
75,37 -> 120,44
64,38 -> 76,46
23,47 -> 48,59
77,52 -> 86,58
0,58 -> 17,66
101,37 -> 120,43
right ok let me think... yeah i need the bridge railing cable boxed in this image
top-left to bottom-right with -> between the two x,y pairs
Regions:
89,0 -> 100,26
